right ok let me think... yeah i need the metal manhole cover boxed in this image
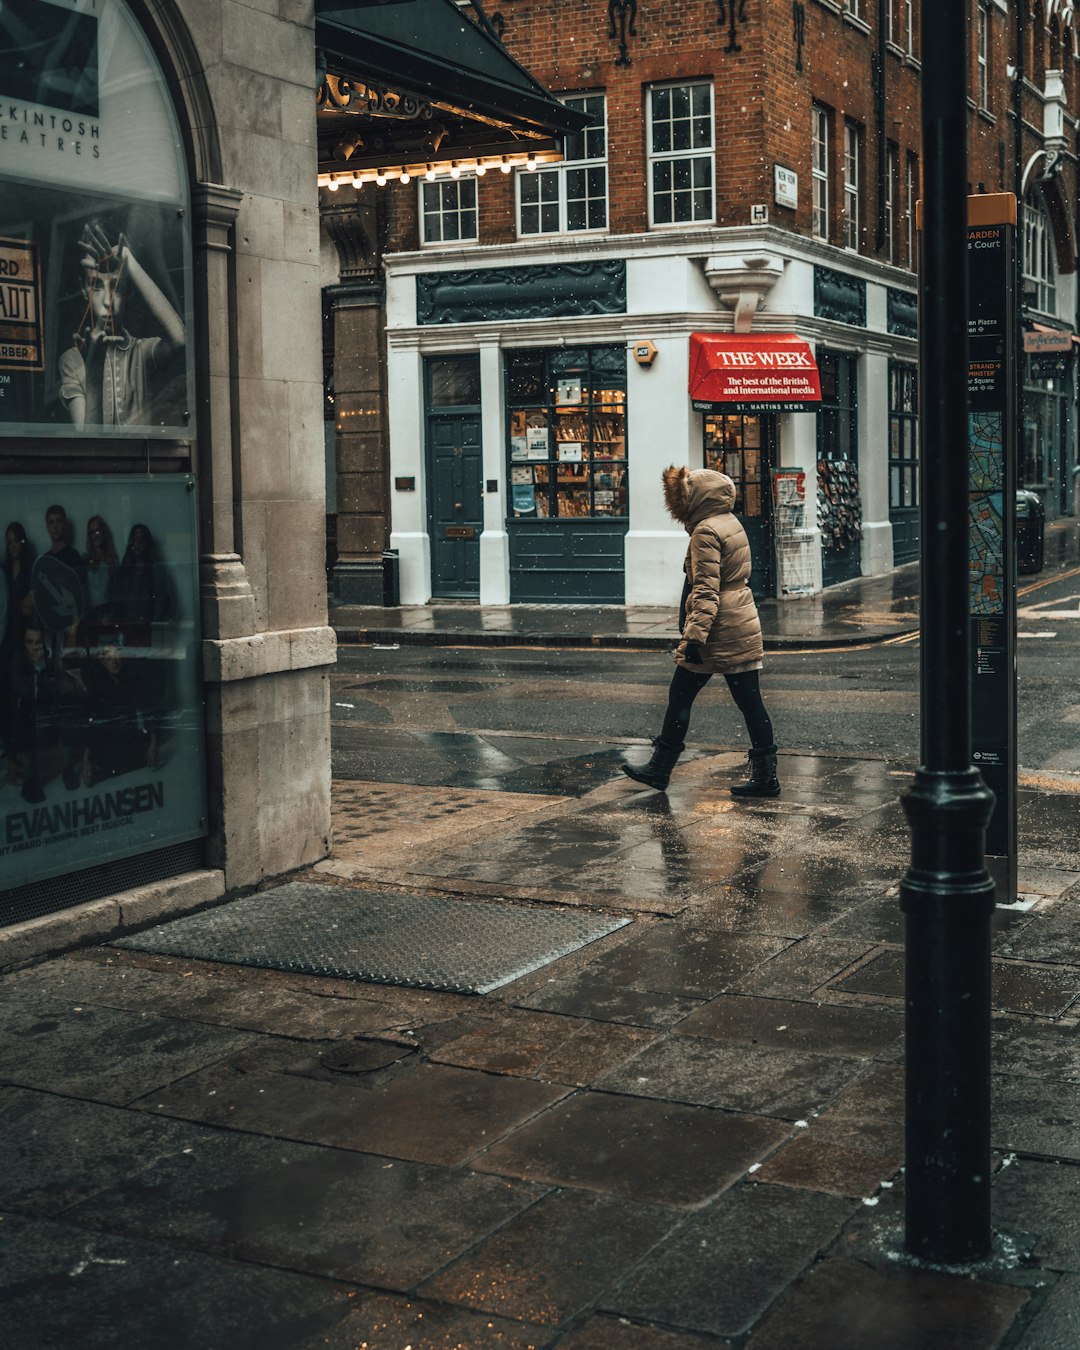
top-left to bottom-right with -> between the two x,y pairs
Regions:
112,883 -> 629,995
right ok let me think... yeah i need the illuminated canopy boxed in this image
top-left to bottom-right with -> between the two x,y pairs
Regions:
315,0 -> 587,184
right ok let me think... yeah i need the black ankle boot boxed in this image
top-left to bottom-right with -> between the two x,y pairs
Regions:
730,746 -> 780,798
622,738 -> 684,792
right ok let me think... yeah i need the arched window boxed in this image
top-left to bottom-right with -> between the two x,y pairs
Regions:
1023,194 -> 1057,313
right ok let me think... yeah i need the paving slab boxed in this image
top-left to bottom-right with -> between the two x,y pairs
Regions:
3,954 -> 409,1040
1016,794 -> 1080,870
742,1256 -> 1028,1350
753,1099 -> 904,1199
992,1157 -> 1080,1271
0,1088 -> 223,1216
134,1056 -> 567,1165
837,949 -> 1080,1017
1015,866 -> 1080,898
991,1017 -> 1080,1081
992,897 -> 1080,964
1004,1274 -> 1080,1350
686,883 -> 855,937
0,1000 -> 257,1105
558,1319 -> 729,1349
420,1189 -> 680,1326
518,965 -> 708,1028
295,1294 -> 553,1349
471,1089 -> 789,1206
571,925 -> 792,999
676,993 -> 904,1059
0,1211 -> 358,1350
297,1061 -> 566,1165
819,896 -> 905,944
66,1128 -> 548,1288
605,1184 -> 855,1338
428,1007 -> 658,1085
992,1074 -> 1080,1160
593,1035 -> 861,1120
732,935 -> 880,999
724,848 -> 901,906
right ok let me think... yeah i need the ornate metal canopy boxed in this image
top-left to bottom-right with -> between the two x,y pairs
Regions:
315,0 -> 587,186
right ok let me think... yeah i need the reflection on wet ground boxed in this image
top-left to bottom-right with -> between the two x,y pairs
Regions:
333,726 -> 647,795
9,726 -> 1080,1345
326,748 -> 915,922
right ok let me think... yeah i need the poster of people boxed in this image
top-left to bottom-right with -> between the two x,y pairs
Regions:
0,476 -> 207,889
0,0 -> 192,437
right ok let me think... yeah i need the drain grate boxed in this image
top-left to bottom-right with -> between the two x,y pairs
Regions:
112,882 -> 629,994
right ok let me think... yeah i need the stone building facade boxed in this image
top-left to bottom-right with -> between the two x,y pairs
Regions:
0,0 -> 332,953
0,0 -> 580,950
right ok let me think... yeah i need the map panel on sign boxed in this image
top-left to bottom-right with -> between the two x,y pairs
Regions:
968,412 -> 1005,616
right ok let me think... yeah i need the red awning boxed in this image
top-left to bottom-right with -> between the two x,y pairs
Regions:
689,333 -> 822,412
1024,322 -> 1076,353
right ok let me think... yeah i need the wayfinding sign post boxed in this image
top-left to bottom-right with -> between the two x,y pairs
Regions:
901,11 -> 997,1265
966,194 -> 1018,904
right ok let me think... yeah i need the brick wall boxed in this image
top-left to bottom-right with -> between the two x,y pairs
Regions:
380,1 -> 1077,282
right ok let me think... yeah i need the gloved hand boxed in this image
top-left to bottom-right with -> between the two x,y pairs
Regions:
682,640 -> 704,665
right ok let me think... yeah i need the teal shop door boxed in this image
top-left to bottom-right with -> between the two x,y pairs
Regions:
429,412 -> 482,596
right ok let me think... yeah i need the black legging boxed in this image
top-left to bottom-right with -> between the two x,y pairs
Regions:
659,664 -> 774,751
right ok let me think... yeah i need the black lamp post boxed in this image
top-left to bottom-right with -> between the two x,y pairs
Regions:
900,0 -> 997,1263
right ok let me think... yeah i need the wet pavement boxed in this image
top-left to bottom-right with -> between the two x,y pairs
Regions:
5,738 -> 1080,1348
331,562 -> 922,651
6,528 -> 1080,1347
330,519 -> 1079,652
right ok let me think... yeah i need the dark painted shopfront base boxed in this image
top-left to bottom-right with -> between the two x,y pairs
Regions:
510,520 -> 627,603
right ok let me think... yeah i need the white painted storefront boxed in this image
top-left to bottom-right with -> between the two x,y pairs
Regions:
382,226 -> 919,606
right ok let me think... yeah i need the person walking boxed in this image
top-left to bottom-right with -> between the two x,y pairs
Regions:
622,464 -> 779,797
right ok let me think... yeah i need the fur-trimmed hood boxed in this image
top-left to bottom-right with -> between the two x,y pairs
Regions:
662,465 -> 736,529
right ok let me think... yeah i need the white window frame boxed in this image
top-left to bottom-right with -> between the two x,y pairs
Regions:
886,0 -> 899,45
419,175 -> 479,246
845,0 -> 863,18
647,81 -> 715,228
885,143 -> 898,264
906,154 -> 917,269
517,93 -> 608,238
1024,198 -> 1057,314
844,121 -> 861,251
812,104 -> 830,242
976,3 -> 990,111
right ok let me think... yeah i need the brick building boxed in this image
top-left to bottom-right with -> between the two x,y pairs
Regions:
321,1 -> 1079,606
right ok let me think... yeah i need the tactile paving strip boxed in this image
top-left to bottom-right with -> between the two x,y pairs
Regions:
113,882 -> 630,995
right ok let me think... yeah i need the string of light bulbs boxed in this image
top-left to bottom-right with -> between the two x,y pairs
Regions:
320,151 -> 542,191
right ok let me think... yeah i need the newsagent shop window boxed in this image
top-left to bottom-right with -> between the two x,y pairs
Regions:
506,347 -> 627,519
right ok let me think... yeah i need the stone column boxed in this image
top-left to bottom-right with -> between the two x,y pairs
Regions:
858,349 -> 894,575
478,339 -> 510,604
191,182 -> 257,640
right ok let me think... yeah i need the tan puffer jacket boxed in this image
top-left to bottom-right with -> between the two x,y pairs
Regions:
663,465 -> 764,674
